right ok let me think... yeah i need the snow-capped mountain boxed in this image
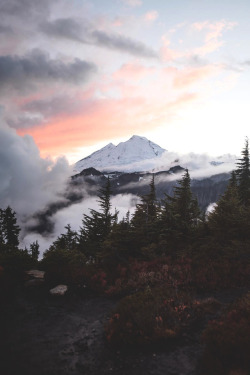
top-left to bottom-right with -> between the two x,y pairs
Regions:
74,135 -> 166,173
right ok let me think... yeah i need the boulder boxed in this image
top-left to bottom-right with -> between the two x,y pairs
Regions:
50,285 -> 68,296
26,270 -> 45,279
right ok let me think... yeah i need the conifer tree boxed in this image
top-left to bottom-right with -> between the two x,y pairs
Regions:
29,240 -> 40,261
131,175 -> 159,246
79,177 -> 117,259
207,171 -> 248,241
0,206 -> 20,251
50,224 -> 78,252
161,170 -> 200,237
236,137 -> 250,206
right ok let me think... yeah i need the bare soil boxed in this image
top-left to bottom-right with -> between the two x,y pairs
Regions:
0,286 -> 246,375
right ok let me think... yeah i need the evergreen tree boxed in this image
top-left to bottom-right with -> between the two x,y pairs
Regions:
49,224 -> 78,252
207,171 -> 248,241
236,137 -> 250,206
29,240 -> 40,261
0,206 -> 20,251
131,175 -> 159,247
160,170 -> 200,238
79,177 -> 117,259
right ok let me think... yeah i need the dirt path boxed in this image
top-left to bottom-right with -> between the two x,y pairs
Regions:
0,287 -> 246,375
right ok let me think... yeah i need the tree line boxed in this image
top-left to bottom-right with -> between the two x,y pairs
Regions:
1,138 -> 250,266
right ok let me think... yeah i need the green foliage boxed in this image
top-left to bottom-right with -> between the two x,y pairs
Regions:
41,247 -> 87,286
29,240 -> 40,261
236,137 -> 250,206
199,293 -> 250,375
130,175 -> 160,251
49,224 -> 78,252
79,177 -> 118,259
159,170 -> 200,247
0,206 -> 20,251
207,171 -> 249,242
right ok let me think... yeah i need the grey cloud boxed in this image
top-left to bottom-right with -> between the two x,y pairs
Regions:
41,17 -> 158,58
0,49 -> 97,92
0,0 -> 51,20
91,30 -> 157,58
6,113 -> 45,129
0,24 -> 13,34
40,18 -> 87,43
0,124 -> 72,221
22,95 -> 96,119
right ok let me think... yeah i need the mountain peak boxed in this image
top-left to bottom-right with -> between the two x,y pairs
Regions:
74,135 -> 166,172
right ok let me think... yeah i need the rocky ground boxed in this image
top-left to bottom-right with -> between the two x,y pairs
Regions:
0,285 -> 246,375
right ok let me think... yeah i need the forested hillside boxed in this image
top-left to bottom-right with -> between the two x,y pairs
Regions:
1,140 -> 250,375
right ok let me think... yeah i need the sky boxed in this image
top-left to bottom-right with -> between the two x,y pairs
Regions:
1,0 -> 250,164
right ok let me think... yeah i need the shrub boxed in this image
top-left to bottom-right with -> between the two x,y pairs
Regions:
105,286 -> 193,347
41,248 -> 87,286
198,293 -> 250,375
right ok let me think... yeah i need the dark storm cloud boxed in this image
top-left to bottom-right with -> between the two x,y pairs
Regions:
0,50 -> 97,92
41,17 -> 158,58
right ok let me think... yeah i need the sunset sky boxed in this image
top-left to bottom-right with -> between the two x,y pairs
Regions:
1,0 -> 250,163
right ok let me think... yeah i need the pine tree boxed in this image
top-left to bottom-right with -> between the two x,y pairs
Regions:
207,171 -> 248,241
161,170 -> 200,237
29,240 -> 40,261
50,224 -> 78,252
131,175 -> 159,243
0,206 -> 20,251
79,177 -> 117,259
236,137 -> 250,206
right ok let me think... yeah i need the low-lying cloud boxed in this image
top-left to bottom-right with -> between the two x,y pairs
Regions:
0,123 -> 72,228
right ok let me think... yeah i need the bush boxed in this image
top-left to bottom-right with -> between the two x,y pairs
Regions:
41,248 -> 87,286
199,293 -> 250,375
105,286 -> 193,347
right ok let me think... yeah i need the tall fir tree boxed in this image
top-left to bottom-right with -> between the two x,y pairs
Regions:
0,206 -> 20,251
79,177 -> 117,259
131,175 -> 159,247
161,169 -> 200,238
207,171 -> 248,241
236,137 -> 250,206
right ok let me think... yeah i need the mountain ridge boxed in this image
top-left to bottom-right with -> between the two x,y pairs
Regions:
74,135 -> 166,173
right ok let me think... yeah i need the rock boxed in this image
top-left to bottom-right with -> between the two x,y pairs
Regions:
26,270 -> 45,279
50,285 -> 68,296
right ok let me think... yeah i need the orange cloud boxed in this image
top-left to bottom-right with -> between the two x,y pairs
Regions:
17,92 -> 198,160
174,65 -> 221,88
113,62 -> 156,82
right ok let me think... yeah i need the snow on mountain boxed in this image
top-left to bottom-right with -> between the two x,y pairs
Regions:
74,135 -> 166,173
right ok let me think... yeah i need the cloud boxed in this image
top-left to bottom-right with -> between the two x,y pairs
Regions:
41,17 -> 158,58
21,193 -> 139,256
22,95 -> 92,120
144,11 -> 159,22
173,65 -> 221,88
0,49 -> 97,93
0,0 -> 52,20
0,123 -> 72,224
113,62 -> 156,81
17,92 -> 198,159
122,0 -> 142,7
